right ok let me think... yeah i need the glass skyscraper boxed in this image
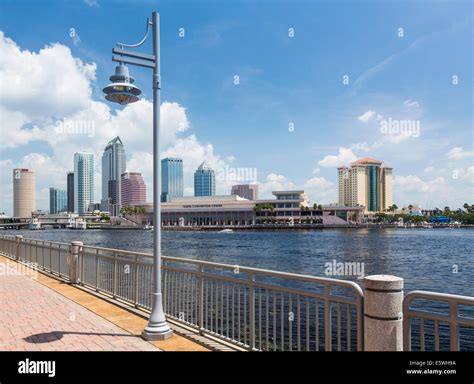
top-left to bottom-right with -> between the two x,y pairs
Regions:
101,136 -> 126,216
194,162 -> 216,197
74,152 -> 94,214
49,188 -> 67,214
161,157 -> 183,202
67,171 -> 74,212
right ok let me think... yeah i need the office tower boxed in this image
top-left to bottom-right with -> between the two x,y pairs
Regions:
74,152 -> 94,214
231,184 -> 258,200
337,157 -> 393,213
49,188 -> 67,214
67,171 -> 74,212
121,172 -> 147,206
194,162 -> 216,197
13,168 -> 35,217
101,136 -> 126,216
161,157 -> 183,202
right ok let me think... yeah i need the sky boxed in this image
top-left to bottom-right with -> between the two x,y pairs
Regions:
0,0 -> 472,215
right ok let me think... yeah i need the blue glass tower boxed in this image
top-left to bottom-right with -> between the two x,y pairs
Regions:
194,162 -> 216,197
74,152 -> 94,214
101,136 -> 126,216
367,165 -> 380,212
49,188 -> 68,214
161,158 -> 183,202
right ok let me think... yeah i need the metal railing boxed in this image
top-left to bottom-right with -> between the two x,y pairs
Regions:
0,235 -> 70,279
0,235 -> 363,351
403,291 -> 474,351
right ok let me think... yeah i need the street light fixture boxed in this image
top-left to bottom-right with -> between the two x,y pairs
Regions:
103,64 -> 141,105
103,12 -> 173,341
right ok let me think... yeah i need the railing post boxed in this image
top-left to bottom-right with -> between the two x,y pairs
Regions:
68,241 -> 83,284
15,235 -> 23,261
249,272 -> 255,351
363,274 -> 404,351
199,265 -> 204,335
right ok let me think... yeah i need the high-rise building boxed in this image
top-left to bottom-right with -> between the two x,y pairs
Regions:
161,157 -> 183,202
194,162 -> 216,197
231,184 -> 258,200
101,136 -> 126,216
49,188 -> 67,214
121,172 -> 147,206
67,171 -> 74,212
13,168 -> 35,217
337,157 -> 393,213
74,152 -> 94,214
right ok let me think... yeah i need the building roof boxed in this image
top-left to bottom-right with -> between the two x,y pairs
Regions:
272,190 -> 305,195
196,161 -> 213,172
350,156 -> 383,166
107,136 -> 123,146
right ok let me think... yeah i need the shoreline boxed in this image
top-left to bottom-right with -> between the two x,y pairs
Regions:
4,223 -> 473,231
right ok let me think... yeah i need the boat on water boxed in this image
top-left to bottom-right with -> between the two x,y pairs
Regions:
28,218 -> 42,230
219,229 -> 234,233
143,224 -> 154,230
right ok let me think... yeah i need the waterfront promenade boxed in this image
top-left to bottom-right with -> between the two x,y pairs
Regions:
0,255 -> 208,351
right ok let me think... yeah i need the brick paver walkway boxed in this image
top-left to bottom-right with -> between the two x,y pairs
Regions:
0,261 -> 159,351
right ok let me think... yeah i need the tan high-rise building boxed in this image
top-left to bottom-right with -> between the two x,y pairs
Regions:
337,157 -> 393,213
13,168 -> 35,217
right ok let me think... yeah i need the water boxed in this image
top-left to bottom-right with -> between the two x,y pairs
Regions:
5,227 -> 473,296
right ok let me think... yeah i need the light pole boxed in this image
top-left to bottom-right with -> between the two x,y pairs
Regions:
103,12 -> 173,340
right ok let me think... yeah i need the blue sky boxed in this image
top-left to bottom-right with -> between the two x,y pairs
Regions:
0,0 -> 472,214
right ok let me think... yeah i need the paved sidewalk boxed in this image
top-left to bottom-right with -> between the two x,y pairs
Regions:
0,260 -> 159,351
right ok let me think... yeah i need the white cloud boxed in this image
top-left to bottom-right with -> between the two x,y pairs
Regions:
0,32 -> 96,122
358,110 -> 376,123
424,166 -> 435,173
304,177 -> 335,203
446,147 -> 474,160
258,174 -> 295,198
318,147 -> 358,168
403,99 -> 420,109
453,166 -> 474,183
394,175 -> 445,193
0,32 -> 233,214
350,142 -> 372,152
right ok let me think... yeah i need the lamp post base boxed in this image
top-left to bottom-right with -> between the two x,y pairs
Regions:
141,293 -> 173,341
142,325 -> 173,341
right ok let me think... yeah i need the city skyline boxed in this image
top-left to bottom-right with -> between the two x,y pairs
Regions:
0,0 -> 472,215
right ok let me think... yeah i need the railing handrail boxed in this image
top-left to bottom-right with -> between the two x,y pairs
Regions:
404,290 -> 474,307
403,289 -> 474,351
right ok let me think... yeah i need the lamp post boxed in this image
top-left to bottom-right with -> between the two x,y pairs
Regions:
103,12 -> 172,340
